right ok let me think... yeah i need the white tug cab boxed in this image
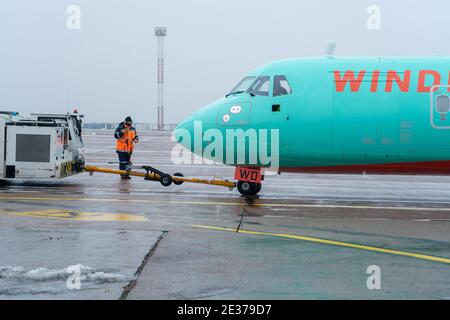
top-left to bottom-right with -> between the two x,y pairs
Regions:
0,111 -> 85,180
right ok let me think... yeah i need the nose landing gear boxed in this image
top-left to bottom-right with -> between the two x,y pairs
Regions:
234,166 -> 263,196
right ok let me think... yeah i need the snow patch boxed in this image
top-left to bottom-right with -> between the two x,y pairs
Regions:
0,264 -> 128,283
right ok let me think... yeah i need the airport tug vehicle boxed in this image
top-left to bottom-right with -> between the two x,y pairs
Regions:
0,111 -> 85,180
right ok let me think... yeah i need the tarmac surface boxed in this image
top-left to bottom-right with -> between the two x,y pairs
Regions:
0,130 -> 449,299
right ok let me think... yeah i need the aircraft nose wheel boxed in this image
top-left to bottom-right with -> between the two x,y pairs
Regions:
237,181 -> 261,196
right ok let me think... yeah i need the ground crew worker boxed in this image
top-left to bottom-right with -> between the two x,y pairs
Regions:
114,116 -> 139,179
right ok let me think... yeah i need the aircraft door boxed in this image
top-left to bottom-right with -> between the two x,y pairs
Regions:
270,75 -> 292,126
430,85 -> 450,129
271,75 -> 293,122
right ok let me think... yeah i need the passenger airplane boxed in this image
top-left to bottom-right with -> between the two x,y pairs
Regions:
176,56 -> 450,196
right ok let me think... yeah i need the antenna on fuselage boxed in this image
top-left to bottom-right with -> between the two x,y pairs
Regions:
325,42 -> 337,56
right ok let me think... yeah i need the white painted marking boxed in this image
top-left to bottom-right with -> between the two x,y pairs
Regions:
230,105 -> 242,114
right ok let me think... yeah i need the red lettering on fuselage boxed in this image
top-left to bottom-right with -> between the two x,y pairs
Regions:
448,71 -> 450,92
334,70 -> 366,92
385,70 -> 411,92
370,71 -> 380,92
334,70 -> 446,93
417,70 -> 441,92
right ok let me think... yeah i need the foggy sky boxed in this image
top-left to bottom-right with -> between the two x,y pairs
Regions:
0,0 -> 448,123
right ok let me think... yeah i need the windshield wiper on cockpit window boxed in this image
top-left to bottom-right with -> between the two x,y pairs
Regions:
225,91 -> 255,98
225,91 -> 244,98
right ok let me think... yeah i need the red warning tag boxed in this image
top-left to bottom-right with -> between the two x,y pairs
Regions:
234,166 -> 262,183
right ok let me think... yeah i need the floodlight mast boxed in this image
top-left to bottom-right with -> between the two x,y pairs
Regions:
155,27 -> 167,131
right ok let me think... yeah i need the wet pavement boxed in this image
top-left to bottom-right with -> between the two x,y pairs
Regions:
0,130 -> 449,299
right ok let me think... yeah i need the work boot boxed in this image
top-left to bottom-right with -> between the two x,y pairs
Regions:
120,175 -> 131,180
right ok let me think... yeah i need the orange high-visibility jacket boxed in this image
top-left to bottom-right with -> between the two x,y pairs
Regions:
115,125 -> 137,154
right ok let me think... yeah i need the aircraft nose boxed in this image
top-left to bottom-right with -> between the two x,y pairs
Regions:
174,115 -> 196,151
175,114 -> 196,134
174,102 -> 222,153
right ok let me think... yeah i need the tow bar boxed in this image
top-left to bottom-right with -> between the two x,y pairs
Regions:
84,165 -> 236,190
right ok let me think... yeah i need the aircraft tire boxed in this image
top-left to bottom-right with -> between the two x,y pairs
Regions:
237,181 -> 260,196
160,174 -> 173,187
173,172 -> 184,185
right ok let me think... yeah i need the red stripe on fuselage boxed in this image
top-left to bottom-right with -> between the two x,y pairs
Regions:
280,160 -> 450,175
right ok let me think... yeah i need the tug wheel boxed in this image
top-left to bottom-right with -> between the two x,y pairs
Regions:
160,174 -> 173,187
237,181 -> 261,196
173,172 -> 184,185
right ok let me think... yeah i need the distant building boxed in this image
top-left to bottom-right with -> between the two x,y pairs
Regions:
82,122 -> 177,131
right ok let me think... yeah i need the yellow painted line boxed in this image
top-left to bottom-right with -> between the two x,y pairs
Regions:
1,196 -> 450,212
192,224 -> 450,265
2,209 -> 148,222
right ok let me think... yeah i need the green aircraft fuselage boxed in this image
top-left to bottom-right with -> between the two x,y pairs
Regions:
176,56 -> 450,175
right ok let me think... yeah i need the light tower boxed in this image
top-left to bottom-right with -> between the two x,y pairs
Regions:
155,27 -> 166,131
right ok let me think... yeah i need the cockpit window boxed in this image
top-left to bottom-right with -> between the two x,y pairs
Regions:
273,75 -> 292,96
247,76 -> 270,96
228,76 -> 256,96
